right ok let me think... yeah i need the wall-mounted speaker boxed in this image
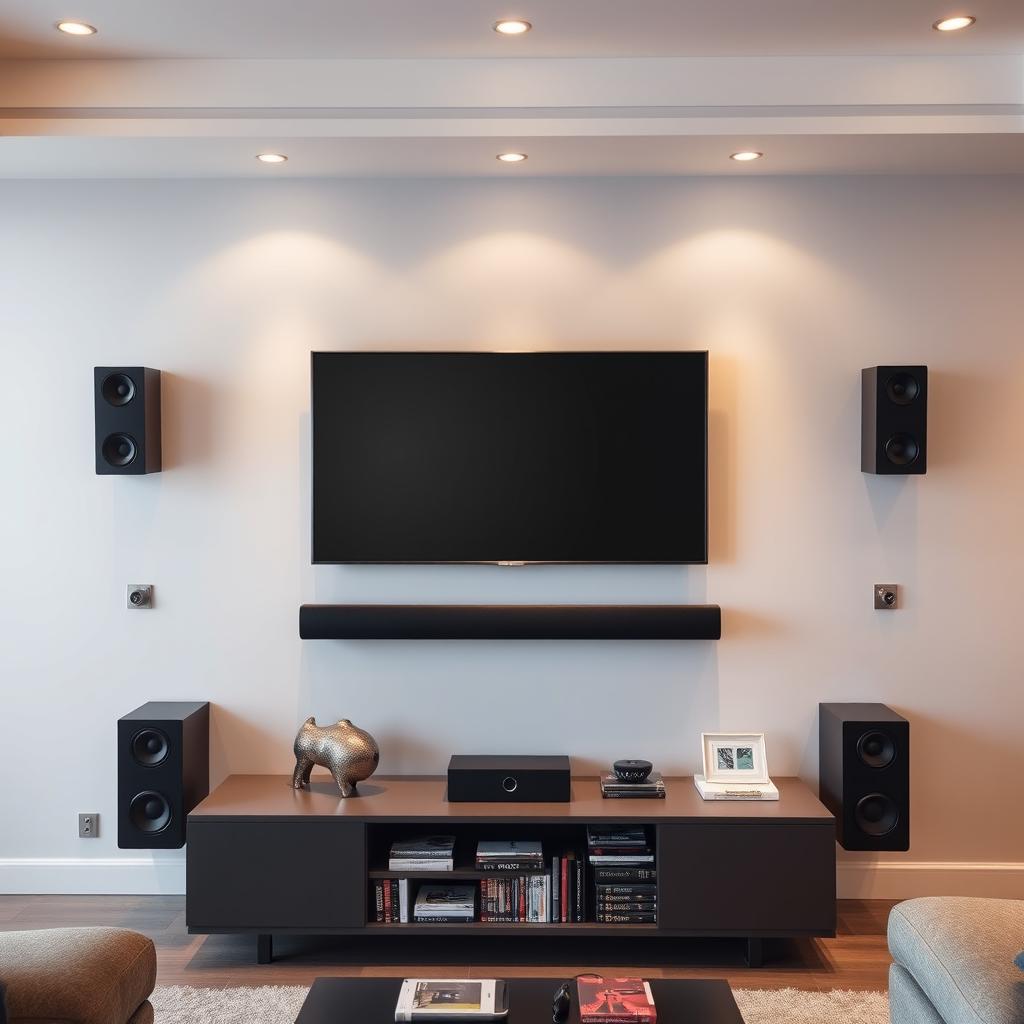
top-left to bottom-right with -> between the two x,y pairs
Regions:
94,367 -> 161,474
117,702 -> 209,849
819,702 -> 909,851
861,366 -> 927,474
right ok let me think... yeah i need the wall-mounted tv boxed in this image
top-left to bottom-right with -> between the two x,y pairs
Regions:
311,351 -> 707,564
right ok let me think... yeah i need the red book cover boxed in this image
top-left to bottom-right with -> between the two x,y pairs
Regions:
576,976 -> 656,1024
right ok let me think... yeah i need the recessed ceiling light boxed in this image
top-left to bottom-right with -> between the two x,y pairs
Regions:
933,15 -> 976,30
56,20 -> 97,35
730,151 -> 763,162
493,19 -> 532,35
256,153 -> 288,164
496,152 -> 528,163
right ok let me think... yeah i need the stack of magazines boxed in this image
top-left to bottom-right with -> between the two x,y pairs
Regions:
599,772 -> 666,799
389,835 -> 455,871
474,840 -> 543,871
413,884 -> 476,923
576,975 -> 657,1023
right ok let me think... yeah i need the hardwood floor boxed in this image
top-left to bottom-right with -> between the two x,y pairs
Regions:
0,896 -> 896,992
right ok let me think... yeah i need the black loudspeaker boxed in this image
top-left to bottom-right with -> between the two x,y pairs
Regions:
94,367 -> 161,474
819,703 -> 909,851
118,702 -> 209,849
862,366 -> 927,474
447,755 -> 571,802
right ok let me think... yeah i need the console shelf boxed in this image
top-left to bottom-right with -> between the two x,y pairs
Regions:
298,603 -> 722,640
186,774 -> 835,965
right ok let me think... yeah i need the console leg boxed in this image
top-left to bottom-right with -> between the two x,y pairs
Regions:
257,934 -> 273,964
745,937 -> 764,968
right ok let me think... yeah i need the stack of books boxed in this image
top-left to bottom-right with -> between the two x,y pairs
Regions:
371,878 -> 409,923
479,874 -> 551,922
474,840 -> 543,871
389,835 -> 456,871
587,826 -> 657,924
599,772 -> 666,799
413,884 -> 476,923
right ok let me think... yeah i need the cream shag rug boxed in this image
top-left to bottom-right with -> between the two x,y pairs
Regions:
151,985 -> 889,1024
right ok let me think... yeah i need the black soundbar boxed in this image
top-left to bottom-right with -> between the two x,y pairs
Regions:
299,604 -> 721,640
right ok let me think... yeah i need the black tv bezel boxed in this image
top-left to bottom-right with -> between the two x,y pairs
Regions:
310,350 -> 709,566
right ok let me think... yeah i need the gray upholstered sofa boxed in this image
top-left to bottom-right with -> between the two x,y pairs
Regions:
889,897 -> 1024,1024
0,927 -> 155,1024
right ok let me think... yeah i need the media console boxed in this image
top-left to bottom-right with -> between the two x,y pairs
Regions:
186,774 -> 836,966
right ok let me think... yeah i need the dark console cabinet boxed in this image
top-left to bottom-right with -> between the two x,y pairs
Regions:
186,775 -> 835,965
657,823 -> 835,935
187,819 -> 365,931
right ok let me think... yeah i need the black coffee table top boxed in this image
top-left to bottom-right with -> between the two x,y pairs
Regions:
296,977 -> 743,1024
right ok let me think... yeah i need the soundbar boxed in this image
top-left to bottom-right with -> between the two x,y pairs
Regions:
299,604 -> 722,640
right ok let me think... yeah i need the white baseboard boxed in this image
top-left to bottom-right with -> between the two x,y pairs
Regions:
0,857 -> 185,895
837,860 -> 1024,899
3,856 -> 1021,900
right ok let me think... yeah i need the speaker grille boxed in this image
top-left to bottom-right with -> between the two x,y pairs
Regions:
128,790 -> 172,834
101,433 -> 137,467
854,793 -> 900,837
131,728 -> 169,767
884,433 -> 920,467
101,372 -> 137,407
884,371 -> 921,406
856,729 -> 897,769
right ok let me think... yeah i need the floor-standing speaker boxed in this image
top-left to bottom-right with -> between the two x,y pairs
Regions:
118,702 -> 209,849
94,367 -> 161,474
819,703 -> 909,851
861,365 -> 927,474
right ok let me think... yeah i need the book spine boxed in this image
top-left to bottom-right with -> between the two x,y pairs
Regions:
592,868 -> 657,882
595,884 -> 658,896
389,860 -> 455,872
413,915 -> 474,924
595,912 -> 657,923
575,854 -> 584,922
587,847 -> 651,856
561,857 -> 568,923
374,882 -> 384,923
383,880 -> 392,922
399,878 -> 409,924
476,861 -> 546,872
393,879 -> 400,923
552,855 -> 560,922
596,901 -> 658,911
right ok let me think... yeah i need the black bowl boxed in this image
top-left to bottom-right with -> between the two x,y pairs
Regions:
612,759 -> 653,783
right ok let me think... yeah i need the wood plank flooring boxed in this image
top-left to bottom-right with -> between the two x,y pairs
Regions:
0,896 -> 896,992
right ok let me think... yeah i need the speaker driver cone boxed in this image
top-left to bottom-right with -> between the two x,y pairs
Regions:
857,729 -> 896,769
101,372 -> 137,406
128,791 -> 172,834
101,433 -> 137,467
885,372 -> 920,406
884,433 -> 919,466
131,728 -> 169,767
854,793 -> 899,837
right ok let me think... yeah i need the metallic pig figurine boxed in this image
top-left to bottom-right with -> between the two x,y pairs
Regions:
292,717 -> 380,797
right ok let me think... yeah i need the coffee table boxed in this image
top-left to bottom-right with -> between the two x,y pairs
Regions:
296,977 -> 744,1024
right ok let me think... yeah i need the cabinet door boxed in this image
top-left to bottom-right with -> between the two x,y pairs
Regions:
657,823 -> 835,935
187,820 -> 365,929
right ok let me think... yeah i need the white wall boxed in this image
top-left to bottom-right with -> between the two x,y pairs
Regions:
1,176 -> 1022,896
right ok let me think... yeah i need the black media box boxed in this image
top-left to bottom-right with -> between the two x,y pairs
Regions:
447,755 -> 571,803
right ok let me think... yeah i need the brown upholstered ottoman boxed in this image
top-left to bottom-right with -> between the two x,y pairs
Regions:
0,927 -> 156,1024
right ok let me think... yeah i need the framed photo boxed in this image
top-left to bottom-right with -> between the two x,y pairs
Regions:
701,733 -> 769,785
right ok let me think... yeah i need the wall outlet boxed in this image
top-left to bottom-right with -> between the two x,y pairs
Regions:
78,812 -> 99,838
127,584 -> 153,609
874,584 -> 899,610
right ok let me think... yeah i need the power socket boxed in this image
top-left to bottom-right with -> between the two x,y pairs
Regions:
874,584 -> 899,610
78,812 -> 99,838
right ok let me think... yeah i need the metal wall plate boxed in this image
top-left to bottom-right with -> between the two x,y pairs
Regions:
874,584 -> 899,610
127,584 -> 154,609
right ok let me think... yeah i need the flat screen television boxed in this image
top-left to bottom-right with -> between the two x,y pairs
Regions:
311,351 -> 707,564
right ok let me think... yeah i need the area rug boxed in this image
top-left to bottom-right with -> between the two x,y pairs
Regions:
150,985 -> 889,1024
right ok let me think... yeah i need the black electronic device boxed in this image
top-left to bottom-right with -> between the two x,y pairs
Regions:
311,351 -> 708,564
94,367 -> 162,474
818,703 -> 909,851
447,755 -> 571,803
861,366 -> 927,475
118,701 -> 209,849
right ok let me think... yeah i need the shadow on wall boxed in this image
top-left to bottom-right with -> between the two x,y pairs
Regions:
708,352 -> 738,565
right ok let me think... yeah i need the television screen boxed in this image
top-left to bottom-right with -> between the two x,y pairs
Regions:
311,351 -> 707,564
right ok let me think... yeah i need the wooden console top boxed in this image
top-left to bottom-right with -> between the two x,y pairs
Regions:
191,774 -> 832,824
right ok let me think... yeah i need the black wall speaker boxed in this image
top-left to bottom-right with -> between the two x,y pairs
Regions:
118,702 -> 209,849
819,703 -> 909,851
862,366 -> 927,474
94,367 -> 161,474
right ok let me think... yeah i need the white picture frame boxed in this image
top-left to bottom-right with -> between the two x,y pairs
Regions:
701,732 -> 769,785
